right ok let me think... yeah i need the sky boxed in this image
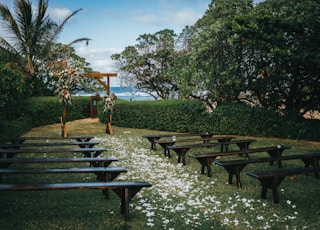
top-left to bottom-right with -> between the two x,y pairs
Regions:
49,0 -> 212,86
55,0 -> 211,86
0,0 -> 262,86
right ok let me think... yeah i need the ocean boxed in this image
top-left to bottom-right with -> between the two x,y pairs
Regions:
74,87 -> 155,101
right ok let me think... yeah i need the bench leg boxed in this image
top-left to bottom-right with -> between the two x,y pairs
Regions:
223,164 -> 247,188
175,149 -> 189,165
112,186 -> 145,222
196,159 -> 206,175
259,176 -> 285,203
195,158 -> 216,177
267,150 -> 285,168
150,137 -> 160,150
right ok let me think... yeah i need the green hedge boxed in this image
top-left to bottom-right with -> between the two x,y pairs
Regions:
0,96 -> 91,143
1,97 -> 319,143
98,99 -> 211,133
98,100 -> 320,141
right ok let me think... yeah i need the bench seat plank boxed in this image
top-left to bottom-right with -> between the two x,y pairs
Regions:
0,141 -> 100,149
246,167 -> 320,203
0,157 -> 117,168
157,136 -> 238,158
0,147 -> 106,158
189,146 -> 290,177
0,167 -> 127,182
167,139 -> 256,164
10,136 -> 94,144
215,152 -> 320,188
142,133 -> 215,150
0,181 -> 152,221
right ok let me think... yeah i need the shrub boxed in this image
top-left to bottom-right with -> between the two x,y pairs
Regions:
98,99 -> 210,133
98,100 -> 320,141
0,96 -> 91,143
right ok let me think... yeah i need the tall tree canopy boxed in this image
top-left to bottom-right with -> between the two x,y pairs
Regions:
175,0 -> 320,116
231,0 -> 320,116
112,0 -> 319,118
111,29 -> 178,99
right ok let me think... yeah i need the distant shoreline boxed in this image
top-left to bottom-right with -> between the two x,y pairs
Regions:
74,86 -> 155,101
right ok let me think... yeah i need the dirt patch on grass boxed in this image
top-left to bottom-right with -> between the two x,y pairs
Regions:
24,118 -> 106,137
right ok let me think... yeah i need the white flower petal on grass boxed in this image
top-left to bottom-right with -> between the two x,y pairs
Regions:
257,215 -> 264,220
94,135 -> 304,229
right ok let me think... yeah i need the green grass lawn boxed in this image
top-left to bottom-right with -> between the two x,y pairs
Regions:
0,120 -> 319,229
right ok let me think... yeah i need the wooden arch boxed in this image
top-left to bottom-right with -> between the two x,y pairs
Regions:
84,72 -> 117,135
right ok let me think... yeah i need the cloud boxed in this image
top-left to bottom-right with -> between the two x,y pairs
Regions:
133,14 -> 158,25
47,7 -> 72,22
76,46 -> 120,72
166,8 -> 203,26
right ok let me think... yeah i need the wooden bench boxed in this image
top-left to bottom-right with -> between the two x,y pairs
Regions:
215,152 -> 320,188
0,157 -> 118,168
0,147 -> 106,159
10,136 -> 94,144
189,146 -> 290,177
142,133 -> 214,150
0,181 -> 152,221
168,139 -> 256,165
0,141 -> 100,149
246,167 -> 320,203
0,167 -> 128,183
156,136 -> 237,157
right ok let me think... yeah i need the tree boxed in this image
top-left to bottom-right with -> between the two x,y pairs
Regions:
232,0 -> 320,117
39,43 -> 102,96
0,0 -> 90,95
111,29 -> 179,99
173,0 -> 254,109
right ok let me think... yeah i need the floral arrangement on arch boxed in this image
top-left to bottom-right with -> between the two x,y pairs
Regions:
54,69 -> 78,105
103,93 -> 116,114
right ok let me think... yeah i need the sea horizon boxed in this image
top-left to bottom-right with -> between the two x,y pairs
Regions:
74,86 -> 155,101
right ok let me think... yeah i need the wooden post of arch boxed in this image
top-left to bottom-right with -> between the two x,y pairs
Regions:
84,73 -> 117,135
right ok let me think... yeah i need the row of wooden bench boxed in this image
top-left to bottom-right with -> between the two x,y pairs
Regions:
0,136 -> 152,221
144,133 -> 320,203
187,144 -> 320,203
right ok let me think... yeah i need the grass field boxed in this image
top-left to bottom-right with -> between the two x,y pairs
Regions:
0,118 -> 319,229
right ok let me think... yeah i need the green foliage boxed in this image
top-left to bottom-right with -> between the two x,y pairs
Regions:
0,65 -> 30,119
209,102 -> 320,141
0,0 -> 91,96
111,29 -> 179,99
98,99 -> 210,133
0,96 -> 91,143
98,100 -> 320,141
